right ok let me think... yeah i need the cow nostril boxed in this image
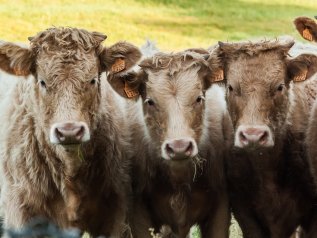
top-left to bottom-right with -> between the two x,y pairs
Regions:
239,131 -> 247,142
259,131 -> 268,144
185,142 -> 193,156
55,128 -> 65,141
75,126 -> 85,140
166,144 -> 175,158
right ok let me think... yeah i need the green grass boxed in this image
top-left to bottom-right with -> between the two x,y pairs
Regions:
0,0 -> 316,51
0,1 -> 315,237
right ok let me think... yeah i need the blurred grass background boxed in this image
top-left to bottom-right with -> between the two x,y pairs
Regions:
1,0 -> 316,237
0,0 -> 316,51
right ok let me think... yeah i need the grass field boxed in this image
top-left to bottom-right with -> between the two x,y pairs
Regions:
0,0 -> 316,237
0,0 -> 317,51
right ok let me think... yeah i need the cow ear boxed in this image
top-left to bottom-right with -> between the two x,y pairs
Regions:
287,54 -> 317,83
294,17 -> 317,42
100,41 -> 142,75
0,42 -> 34,76
107,70 -> 145,100
204,49 -> 225,87
100,41 -> 142,99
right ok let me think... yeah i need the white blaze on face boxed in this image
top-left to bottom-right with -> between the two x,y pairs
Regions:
152,69 -> 201,160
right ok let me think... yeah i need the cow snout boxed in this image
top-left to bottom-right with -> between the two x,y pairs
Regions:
162,138 -> 198,160
235,125 -> 273,148
50,122 -> 90,145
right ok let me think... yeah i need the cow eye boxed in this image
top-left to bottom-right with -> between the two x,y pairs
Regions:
228,85 -> 233,92
277,84 -> 284,92
39,80 -> 46,88
196,95 -> 205,103
90,79 -> 96,85
144,98 -> 155,106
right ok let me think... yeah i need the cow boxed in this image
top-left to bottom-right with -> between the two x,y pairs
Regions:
107,48 -> 232,237
293,16 -> 317,238
0,27 -> 141,237
208,38 -> 317,238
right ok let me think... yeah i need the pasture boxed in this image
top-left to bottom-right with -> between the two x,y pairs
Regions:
0,0 -> 317,50
0,0 -> 317,238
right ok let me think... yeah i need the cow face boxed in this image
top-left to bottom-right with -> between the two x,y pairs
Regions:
0,27 -> 141,149
213,39 -> 317,149
108,50 -> 221,162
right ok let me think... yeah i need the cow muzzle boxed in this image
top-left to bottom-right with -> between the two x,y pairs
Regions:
161,138 -> 198,161
50,121 -> 90,145
235,125 -> 274,148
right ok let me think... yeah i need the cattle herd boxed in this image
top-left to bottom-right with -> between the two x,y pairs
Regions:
0,16 -> 317,238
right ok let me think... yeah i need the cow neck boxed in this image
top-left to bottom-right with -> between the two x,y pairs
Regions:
233,139 -> 284,174
232,126 -> 304,183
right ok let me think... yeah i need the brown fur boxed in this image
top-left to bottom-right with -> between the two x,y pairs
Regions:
212,38 -> 317,238
298,16 -> 317,238
294,17 -> 317,42
108,50 -> 232,237
0,27 -> 141,237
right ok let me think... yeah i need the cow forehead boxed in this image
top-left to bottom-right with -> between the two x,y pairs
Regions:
226,52 -> 286,86
36,50 -> 99,83
146,67 -> 203,100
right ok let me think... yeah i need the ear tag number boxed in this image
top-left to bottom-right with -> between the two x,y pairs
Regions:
111,58 -> 126,73
124,81 -> 139,98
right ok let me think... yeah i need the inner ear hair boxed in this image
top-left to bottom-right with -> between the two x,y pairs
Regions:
288,54 -> 317,82
108,71 -> 143,99
0,43 -> 34,76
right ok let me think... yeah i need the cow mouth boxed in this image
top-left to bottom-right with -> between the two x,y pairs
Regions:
60,143 -> 84,153
59,142 -> 82,146
170,156 -> 192,162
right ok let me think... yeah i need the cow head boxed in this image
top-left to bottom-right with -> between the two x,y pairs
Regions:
108,49 -> 222,163
211,39 -> 317,149
0,27 -> 141,150
294,16 -> 317,42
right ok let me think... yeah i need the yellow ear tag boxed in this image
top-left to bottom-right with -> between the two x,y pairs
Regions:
293,69 -> 308,82
213,69 -> 224,82
124,81 -> 139,98
303,28 -> 313,41
111,58 -> 126,73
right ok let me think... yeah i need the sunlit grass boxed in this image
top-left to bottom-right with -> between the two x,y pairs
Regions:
0,0 -> 316,50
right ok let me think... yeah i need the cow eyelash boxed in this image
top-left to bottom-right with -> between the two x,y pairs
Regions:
144,98 -> 155,106
228,85 -> 233,91
196,95 -> 205,103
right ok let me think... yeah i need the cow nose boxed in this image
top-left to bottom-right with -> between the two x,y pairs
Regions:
235,125 -> 273,148
164,138 -> 197,160
50,122 -> 90,144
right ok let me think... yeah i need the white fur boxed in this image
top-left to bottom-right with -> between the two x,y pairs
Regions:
200,84 -> 227,146
289,41 -> 317,57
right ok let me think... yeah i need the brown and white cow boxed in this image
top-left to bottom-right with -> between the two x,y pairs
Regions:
0,27 -> 141,237
209,38 -> 317,238
108,48 -> 232,237
293,17 -> 317,238
294,16 -> 317,183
